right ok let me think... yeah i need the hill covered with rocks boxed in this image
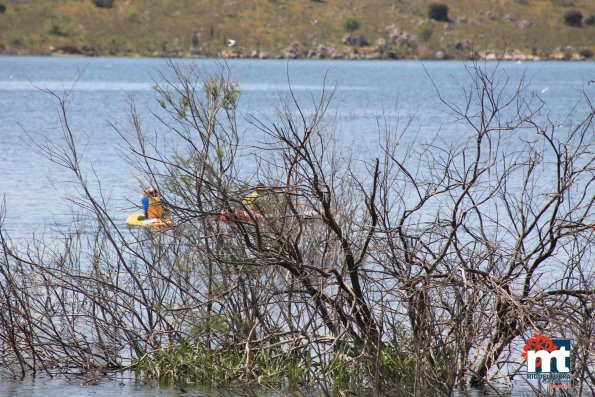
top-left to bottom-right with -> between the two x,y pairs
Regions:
1,0 -> 594,59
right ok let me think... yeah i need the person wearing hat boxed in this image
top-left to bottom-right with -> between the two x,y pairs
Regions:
141,187 -> 164,219
242,183 -> 265,212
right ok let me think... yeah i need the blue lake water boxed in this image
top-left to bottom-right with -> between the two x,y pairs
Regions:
1,56 -> 594,239
0,56 -> 594,396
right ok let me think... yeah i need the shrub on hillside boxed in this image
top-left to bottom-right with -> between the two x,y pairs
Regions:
417,23 -> 434,42
48,22 -> 67,36
428,3 -> 449,22
0,3 -> 6,13
563,10 -> 583,27
585,15 -> 595,26
578,48 -> 592,58
92,0 -> 114,8
343,18 -> 360,33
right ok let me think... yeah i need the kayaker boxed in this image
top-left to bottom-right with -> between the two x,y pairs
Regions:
141,187 -> 165,219
242,183 -> 265,212
141,189 -> 150,219
147,187 -> 165,219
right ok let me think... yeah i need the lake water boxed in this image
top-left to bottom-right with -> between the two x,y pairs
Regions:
1,56 -> 594,239
0,375 -> 203,397
0,56 -> 594,396
0,374 -> 525,397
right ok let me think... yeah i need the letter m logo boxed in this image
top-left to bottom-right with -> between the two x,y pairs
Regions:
526,340 -> 571,373
522,335 -> 571,374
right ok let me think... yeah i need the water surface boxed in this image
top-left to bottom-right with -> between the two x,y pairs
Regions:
1,57 -> 593,238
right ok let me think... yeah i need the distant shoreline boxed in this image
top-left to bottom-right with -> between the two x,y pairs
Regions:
1,46 -> 593,62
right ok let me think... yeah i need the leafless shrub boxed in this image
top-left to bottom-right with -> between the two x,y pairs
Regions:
0,60 -> 593,396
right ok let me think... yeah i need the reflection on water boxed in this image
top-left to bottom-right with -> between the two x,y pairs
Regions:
0,374 -> 536,397
0,374 -> 206,397
0,376 -> 535,397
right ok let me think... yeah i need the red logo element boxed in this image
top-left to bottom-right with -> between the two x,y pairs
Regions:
522,334 -> 558,368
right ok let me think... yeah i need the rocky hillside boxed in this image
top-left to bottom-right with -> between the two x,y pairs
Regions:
1,0 -> 594,59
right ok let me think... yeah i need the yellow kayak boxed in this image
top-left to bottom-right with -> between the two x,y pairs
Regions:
126,213 -> 172,229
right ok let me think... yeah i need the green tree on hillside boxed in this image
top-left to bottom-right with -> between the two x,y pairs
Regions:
418,23 -> 434,42
343,18 -> 360,33
428,3 -> 449,22
564,10 -> 583,26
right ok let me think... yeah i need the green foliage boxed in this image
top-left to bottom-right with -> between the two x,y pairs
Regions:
134,339 -> 226,385
328,356 -> 368,389
134,341 -> 311,389
107,37 -> 131,54
153,66 -> 240,208
428,2 -> 449,22
378,344 -> 418,387
48,21 -> 67,37
323,334 -> 455,393
126,7 -> 140,21
203,75 -> 240,111
563,10 -> 583,26
585,15 -> 595,26
417,23 -> 434,42
187,312 -> 229,340
0,4 -> 6,14
343,18 -> 360,33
